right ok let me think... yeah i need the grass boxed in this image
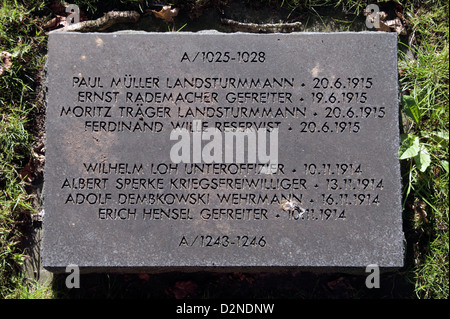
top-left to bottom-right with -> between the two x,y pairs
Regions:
397,0 -> 449,299
0,0 -> 47,298
0,0 -> 448,299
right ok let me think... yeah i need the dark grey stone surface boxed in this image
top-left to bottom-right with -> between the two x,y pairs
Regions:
43,32 -> 404,272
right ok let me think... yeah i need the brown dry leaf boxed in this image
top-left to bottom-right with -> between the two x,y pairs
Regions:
377,20 -> 392,32
44,15 -> 68,30
327,276 -> 352,291
0,51 -> 12,76
138,273 -> 150,281
18,160 -> 34,184
238,273 -> 255,284
363,8 -> 406,35
411,201 -> 429,223
45,1 -> 88,31
18,150 -> 45,184
152,6 -> 179,22
171,281 -> 199,299
369,11 -> 391,32
385,17 -> 407,35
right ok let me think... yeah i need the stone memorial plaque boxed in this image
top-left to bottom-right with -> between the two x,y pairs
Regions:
43,32 -> 404,272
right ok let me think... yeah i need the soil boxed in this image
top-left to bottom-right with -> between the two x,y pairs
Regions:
51,268 -> 414,299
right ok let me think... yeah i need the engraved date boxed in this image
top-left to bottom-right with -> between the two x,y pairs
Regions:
321,193 -> 380,206
312,77 -> 373,89
298,121 -> 361,133
288,208 -> 346,221
304,163 -> 363,176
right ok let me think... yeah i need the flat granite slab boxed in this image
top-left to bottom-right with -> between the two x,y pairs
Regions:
43,32 -> 404,272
